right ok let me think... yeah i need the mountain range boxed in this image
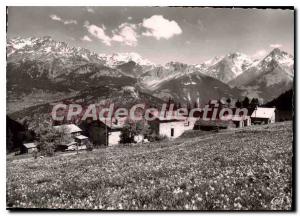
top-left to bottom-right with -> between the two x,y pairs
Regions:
7,36 -> 294,120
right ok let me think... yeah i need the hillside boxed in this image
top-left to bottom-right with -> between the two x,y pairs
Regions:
7,122 -> 293,210
265,89 -> 294,121
152,73 -> 241,104
9,85 -> 164,126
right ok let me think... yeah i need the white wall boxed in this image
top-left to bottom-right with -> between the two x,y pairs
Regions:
159,121 -> 187,138
271,112 -> 276,123
184,118 -> 198,130
108,131 -> 121,146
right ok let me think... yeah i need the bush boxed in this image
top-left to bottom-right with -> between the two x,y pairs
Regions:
157,134 -> 168,141
34,120 -> 72,156
147,133 -> 168,142
86,141 -> 94,151
42,143 -> 55,157
32,149 -> 38,159
120,124 -> 135,144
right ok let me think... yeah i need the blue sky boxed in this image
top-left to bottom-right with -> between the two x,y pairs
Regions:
7,7 -> 294,64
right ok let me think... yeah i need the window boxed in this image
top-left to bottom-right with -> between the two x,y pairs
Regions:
171,128 -> 174,137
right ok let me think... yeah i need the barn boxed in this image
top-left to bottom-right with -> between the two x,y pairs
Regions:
53,124 -> 82,137
22,142 -> 37,154
251,107 -> 276,124
79,119 -> 124,146
148,116 -> 189,139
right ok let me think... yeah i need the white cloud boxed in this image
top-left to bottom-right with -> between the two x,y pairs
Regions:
84,22 -> 111,46
63,19 -> 77,25
270,44 -> 282,48
86,7 -> 95,13
83,21 -> 138,46
112,23 -> 138,46
252,49 -> 267,59
50,14 -> 62,21
81,35 -> 92,42
82,15 -> 182,46
128,16 -> 132,20
142,15 -> 182,40
49,14 -> 77,25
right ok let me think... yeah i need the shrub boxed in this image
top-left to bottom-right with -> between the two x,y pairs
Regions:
42,142 -> 55,157
147,133 -> 168,142
86,140 -> 94,151
157,134 -> 168,141
120,119 -> 149,144
34,120 -> 72,156
120,124 -> 135,144
32,149 -> 38,159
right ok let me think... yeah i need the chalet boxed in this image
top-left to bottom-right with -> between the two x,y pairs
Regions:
148,114 -> 194,139
191,102 -> 252,130
251,107 -> 276,124
54,124 -> 88,151
22,142 -> 37,154
53,124 -> 82,137
79,118 -> 124,146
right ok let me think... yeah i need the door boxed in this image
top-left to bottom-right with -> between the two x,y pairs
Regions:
171,128 -> 174,137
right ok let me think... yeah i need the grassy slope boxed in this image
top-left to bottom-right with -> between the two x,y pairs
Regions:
7,122 -> 293,210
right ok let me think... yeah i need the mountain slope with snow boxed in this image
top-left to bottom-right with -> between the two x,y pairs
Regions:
139,62 -> 204,89
229,48 -> 294,102
152,73 -> 241,104
229,48 -> 294,87
6,36 -> 294,115
98,52 -> 155,68
200,52 -> 253,83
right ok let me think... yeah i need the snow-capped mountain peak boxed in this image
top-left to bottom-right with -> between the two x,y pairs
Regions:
228,48 -> 294,90
203,56 -> 223,67
263,48 -> 294,68
200,52 -> 253,83
98,52 -> 155,68
7,37 -> 155,67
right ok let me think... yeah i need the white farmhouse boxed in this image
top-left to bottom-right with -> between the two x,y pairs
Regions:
251,107 -> 276,124
148,116 -> 196,139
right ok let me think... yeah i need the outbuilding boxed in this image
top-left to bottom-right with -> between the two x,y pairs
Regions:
22,142 -> 37,154
148,117 -> 187,139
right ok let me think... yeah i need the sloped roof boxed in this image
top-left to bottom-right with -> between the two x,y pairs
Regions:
23,142 -> 37,149
251,107 -> 275,119
65,141 -> 77,146
195,119 -> 230,127
75,135 -> 88,140
54,124 -> 82,134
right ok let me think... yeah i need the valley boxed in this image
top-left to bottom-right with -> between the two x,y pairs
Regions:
6,36 -> 294,120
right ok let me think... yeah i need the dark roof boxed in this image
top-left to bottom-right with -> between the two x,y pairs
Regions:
156,119 -> 185,123
195,119 -> 231,127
